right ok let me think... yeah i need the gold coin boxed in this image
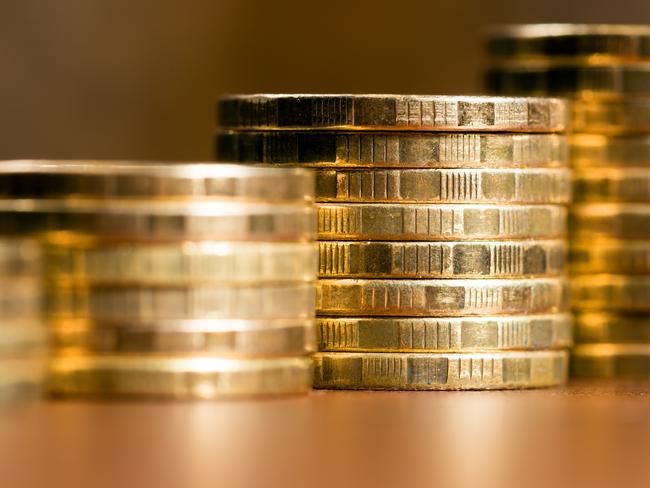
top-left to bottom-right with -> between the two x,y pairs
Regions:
0,161 -> 314,202
216,131 -> 569,168
319,240 -> 567,278
317,314 -> 573,352
574,168 -> 650,203
313,350 -> 568,390
571,134 -> 650,167
51,318 -> 315,356
317,278 -> 569,316
217,94 -> 569,132
48,355 -> 313,398
571,344 -> 650,378
572,274 -> 650,311
572,100 -> 650,134
318,203 -> 567,241
0,277 -> 42,319
574,312 -> 650,343
47,282 -> 316,321
46,241 -> 317,284
0,322 -> 47,353
571,204 -> 650,239
0,238 -> 41,276
571,239 -> 650,274
315,168 -> 571,203
0,358 -> 45,401
486,24 -> 650,61
0,200 -> 315,242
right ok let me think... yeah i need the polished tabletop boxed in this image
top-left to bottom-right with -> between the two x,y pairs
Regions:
1,381 -> 649,488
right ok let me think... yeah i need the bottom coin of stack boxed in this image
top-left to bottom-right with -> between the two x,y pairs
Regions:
0,161 -> 317,398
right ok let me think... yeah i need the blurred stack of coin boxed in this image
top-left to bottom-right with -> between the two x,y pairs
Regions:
0,161 -> 317,398
216,94 -> 572,390
486,24 -> 650,378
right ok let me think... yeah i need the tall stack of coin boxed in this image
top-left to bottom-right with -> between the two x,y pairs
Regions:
216,94 -> 572,390
486,24 -> 650,378
0,161 -> 317,398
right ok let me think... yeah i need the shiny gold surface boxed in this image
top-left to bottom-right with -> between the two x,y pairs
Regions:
571,344 -> 650,378
572,274 -> 650,311
570,239 -> 650,274
574,312 -> 650,343
571,133 -> 650,167
0,323 -> 48,353
570,204 -> 650,239
573,168 -> 650,202
572,100 -> 650,134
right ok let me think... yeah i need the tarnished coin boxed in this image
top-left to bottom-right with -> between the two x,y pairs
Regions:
574,312 -> 650,344
313,350 -> 568,390
572,275 -> 650,311
317,278 -> 569,316
571,204 -> 650,239
0,161 -> 314,202
571,344 -> 650,378
51,319 -> 315,356
318,203 -> 567,241
571,239 -> 650,274
319,240 -> 567,278
48,355 -> 313,398
46,241 -> 317,284
47,282 -> 316,320
0,238 -> 41,276
571,134 -> 650,167
0,322 -> 47,353
217,94 -> 569,132
317,314 -> 573,352
0,200 -> 315,242
216,131 -> 569,168
573,168 -> 650,203
572,100 -> 650,134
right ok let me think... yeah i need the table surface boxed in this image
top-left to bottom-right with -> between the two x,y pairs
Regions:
1,381 -> 649,488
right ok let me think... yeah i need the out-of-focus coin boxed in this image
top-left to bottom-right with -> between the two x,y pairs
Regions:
574,312 -> 650,344
51,319 -> 314,356
0,358 -> 45,402
319,240 -> 567,278
46,241 -> 317,284
572,274 -> 650,311
318,203 -> 567,241
0,239 -> 41,276
0,200 -> 315,242
571,344 -> 650,378
571,134 -> 650,167
317,278 -> 569,316
571,239 -> 650,274
573,169 -> 650,202
571,204 -> 650,239
317,314 -> 573,352
216,131 -> 569,168
217,94 -> 569,132
313,350 -> 568,390
0,277 -> 42,319
48,355 -> 313,398
47,283 -> 316,320
0,161 -> 314,202
572,100 -> 650,134
0,322 -> 47,353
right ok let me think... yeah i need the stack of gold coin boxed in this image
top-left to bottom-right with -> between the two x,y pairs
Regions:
216,94 -> 572,390
486,24 -> 650,378
0,161 -> 317,398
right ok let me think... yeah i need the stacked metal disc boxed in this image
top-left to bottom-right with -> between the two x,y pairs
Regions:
0,161 -> 317,398
216,94 -> 572,390
486,24 -> 650,379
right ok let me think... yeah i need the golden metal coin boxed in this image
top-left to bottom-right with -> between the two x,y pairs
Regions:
47,282 -> 316,320
0,161 -> 314,202
48,355 -> 313,398
572,100 -> 650,134
0,358 -> 45,401
571,239 -> 650,274
571,344 -> 650,378
571,134 -> 650,167
216,131 -> 569,168
46,241 -> 317,284
313,350 -> 568,390
318,203 -> 567,241
217,94 -> 569,132
317,314 -> 573,352
0,200 -> 315,242
0,322 -> 47,353
319,240 -> 567,278
572,275 -> 650,311
51,318 -> 315,356
571,204 -> 650,239
317,278 -> 569,316
0,277 -> 42,319
0,238 -> 41,276
574,312 -> 650,344
573,168 -> 650,203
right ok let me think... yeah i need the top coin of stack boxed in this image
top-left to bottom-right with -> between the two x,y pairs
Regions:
486,24 -> 650,378
0,161 -> 317,398
216,94 -> 572,390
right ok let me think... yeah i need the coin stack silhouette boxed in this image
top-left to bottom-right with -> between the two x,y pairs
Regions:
217,94 -> 572,390
0,161 -> 317,398
487,24 -> 650,379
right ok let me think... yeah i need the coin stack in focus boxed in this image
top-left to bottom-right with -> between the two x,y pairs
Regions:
0,161 -> 317,398
486,24 -> 650,379
216,94 -> 572,390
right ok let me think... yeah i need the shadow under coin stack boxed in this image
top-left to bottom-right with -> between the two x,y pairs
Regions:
216,94 -> 572,390
486,24 -> 650,379
0,161 -> 317,398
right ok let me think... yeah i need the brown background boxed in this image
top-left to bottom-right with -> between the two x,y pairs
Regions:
1,0 -> 649,161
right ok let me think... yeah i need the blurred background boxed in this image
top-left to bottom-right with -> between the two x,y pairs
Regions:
1,0 -> 648,161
